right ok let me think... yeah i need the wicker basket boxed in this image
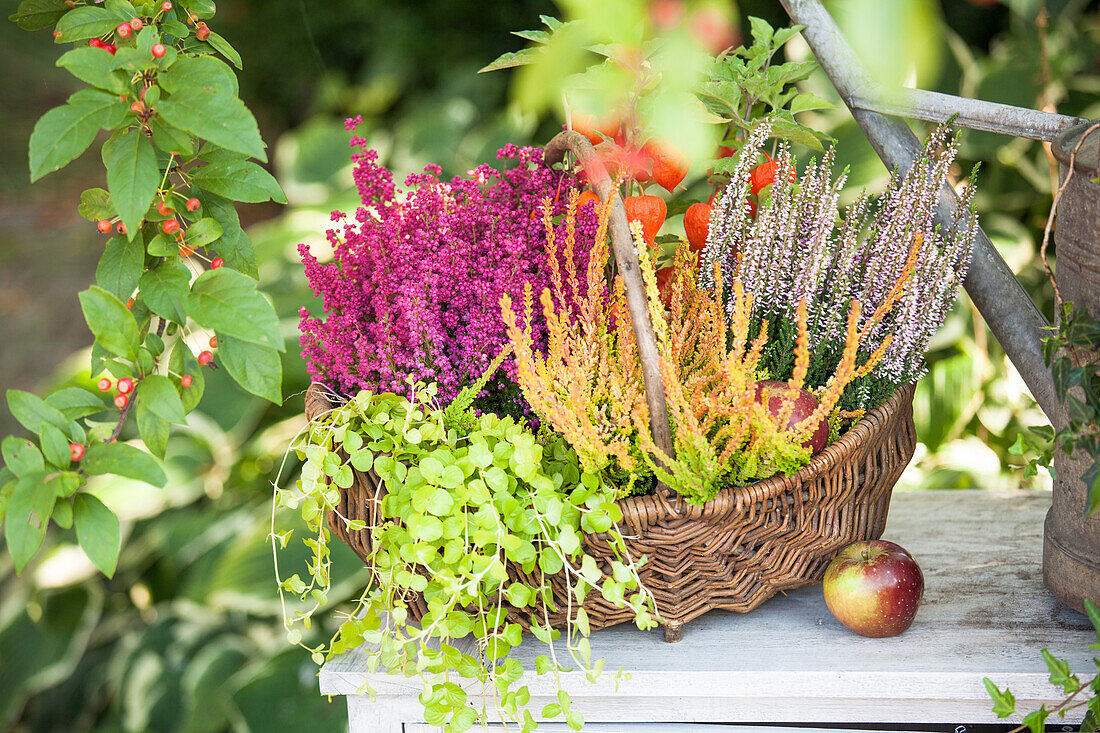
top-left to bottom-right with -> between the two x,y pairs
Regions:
304,131 -> 919,642
307,381 -> 915,642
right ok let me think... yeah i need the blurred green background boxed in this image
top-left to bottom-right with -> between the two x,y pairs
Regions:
0,0 -> 1097,730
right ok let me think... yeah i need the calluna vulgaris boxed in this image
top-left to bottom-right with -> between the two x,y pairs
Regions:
299,118 -> 596,405
705,122 -> 978,408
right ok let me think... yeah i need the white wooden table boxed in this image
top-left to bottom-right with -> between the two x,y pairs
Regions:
319,490 -> 1096,732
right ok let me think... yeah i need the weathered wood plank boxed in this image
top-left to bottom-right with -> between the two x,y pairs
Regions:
321,490 -> 1096,729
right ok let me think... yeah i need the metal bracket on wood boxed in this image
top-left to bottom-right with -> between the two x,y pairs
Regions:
780,0 -> 1063,426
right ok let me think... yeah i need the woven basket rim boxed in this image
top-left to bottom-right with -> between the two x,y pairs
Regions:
303,379 -> 915,511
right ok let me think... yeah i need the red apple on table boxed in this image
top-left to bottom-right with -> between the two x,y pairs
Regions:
754,379 -> 828,454
822,540 -> 924,638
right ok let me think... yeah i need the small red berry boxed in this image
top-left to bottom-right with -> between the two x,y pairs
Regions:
116,22 -> 132,38
116,222 -> 127,234
197,350 -> 213,366
129,17 -> 143,30
157,200 -> 174,216
69,443 -> 85,462
209,336 -> 217,348
161,0 -> 173,10
89,38 -> 103,48
103,43 -> 117,55
179,244 -> 195,257
117,377 -> 134,395
152,43 -> 166,58
126,297 -> 135,309
114,393 -> 129,409
185,198 -> 201,212
180,374 -> 193,387
162,219 -> 180,235
54,30 -> 62,37
97,219 -> 113,233
130,100 -> 146,115
196,23 -> 210,41
98,377 -> 113,392
210,257 -> 224,269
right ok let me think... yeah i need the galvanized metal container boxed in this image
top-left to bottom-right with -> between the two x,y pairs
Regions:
1045,122 -> 1100,614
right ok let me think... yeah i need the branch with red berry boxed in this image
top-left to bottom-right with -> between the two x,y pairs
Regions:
2,0 -> 285,578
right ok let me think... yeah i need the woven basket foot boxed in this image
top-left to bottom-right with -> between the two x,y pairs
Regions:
662,621 -> 683,643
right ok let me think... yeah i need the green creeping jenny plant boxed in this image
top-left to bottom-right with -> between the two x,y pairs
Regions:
3,0 -> 285,578
274,368 -> 660,732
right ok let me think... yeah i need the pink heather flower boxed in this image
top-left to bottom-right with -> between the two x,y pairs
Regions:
298,138 -> 597,404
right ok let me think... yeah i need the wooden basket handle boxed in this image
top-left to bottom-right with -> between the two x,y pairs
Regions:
543,131 -> 679,486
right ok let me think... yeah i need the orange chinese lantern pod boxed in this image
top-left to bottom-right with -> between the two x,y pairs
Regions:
645,140 -> 689,193
576,190 -> 601,210
684,202 -> 712,253
749,154 -> 797,197
623,194 -> 666,248
570,110 -> 621,145
600,144 -> 653,184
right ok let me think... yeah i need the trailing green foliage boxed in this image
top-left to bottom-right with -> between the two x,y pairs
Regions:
274,380 -> 659,731
984,599 -> 1100,732
1011,303 -> 1100,515
2,0 -> 286,577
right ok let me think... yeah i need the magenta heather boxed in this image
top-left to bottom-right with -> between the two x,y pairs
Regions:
299,126 -> 596,402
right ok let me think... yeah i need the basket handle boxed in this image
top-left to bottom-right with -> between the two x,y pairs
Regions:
543,131 -> 679,491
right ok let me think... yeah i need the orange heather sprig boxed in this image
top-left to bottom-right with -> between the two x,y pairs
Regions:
505,195 -> 922,504
502,193 -> 643,476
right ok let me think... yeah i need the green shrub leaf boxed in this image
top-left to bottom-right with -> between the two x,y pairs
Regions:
148,117 -> 196,157
78,187 -> 113,221
46,388 -> 107,420
217,335 -> 283,404
136,375 -> 186,425
105,127 -> 160,239
184,217 -> 224,248
96,233 -> 144,301
8,0 -> 69,30
204,31 -> 242,69
82,442 -> 167,487
159,54 -> 238,95
53,5 -> 116,42
139,260 -> 191,323
79,285 -> 140,359
203,195 -> 258,277
157,88 -> 265,161
169,340 -> 205,414
57,46 -> 129,94
4,473 -> 52,573
190,160 -> 286,204
2,436 -> 45,477
6,389 -> 70,436
38,423 -> 71,468
29,90 -> 128,181
187,269 -> 283,351
73,493 -> 121,577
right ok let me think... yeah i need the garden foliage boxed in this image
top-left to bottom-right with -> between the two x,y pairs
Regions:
2,0 -> 287,580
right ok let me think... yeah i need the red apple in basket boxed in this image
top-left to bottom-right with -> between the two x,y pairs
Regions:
822,540 -> 924,638
754,380 -> 828,454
